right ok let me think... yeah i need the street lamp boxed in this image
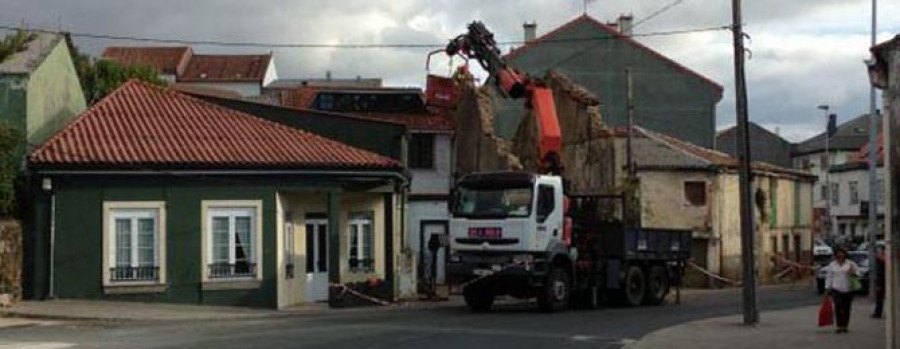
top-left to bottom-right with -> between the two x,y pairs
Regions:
818,105 -> 831,239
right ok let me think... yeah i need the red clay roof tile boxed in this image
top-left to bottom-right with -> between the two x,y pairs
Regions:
29,80 -> 400,171
180,54 -> 271,82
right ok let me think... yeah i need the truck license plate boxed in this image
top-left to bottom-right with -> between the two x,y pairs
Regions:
469,227 -> 502,239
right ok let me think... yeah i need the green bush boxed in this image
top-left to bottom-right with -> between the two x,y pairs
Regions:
0,121 -> 22,218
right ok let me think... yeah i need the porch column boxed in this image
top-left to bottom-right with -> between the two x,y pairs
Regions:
383,192 -> 394,301
327,190 -> 341,307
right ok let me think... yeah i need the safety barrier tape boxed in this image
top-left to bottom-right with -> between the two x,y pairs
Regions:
329,283 -> 394,306
686,260 -> 743,286
457,261 -> 524,289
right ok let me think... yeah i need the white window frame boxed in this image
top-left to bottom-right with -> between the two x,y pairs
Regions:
347,212 -> 374,273
201,200 -> 263,283
102,201 -> 166,287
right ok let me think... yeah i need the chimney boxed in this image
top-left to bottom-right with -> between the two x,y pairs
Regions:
617,14 -> 633,36
326,71 -> 332,81
523,22 -> 537,43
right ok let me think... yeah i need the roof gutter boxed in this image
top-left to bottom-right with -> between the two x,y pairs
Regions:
33,169 -> 408,182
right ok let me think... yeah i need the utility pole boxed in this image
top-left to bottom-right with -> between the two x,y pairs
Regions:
731,0 -> 758,325
626,68 -> 635,178
866,0 -> 879,302
819,105 -> 832,239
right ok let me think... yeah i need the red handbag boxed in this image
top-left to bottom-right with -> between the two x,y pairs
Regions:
818,295 -> 834,327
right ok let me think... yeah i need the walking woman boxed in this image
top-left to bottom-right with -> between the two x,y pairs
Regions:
825,248 -> 858,333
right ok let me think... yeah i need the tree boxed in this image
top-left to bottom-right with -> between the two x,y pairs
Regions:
67,41 -> 166,105
0,30 -> 36,63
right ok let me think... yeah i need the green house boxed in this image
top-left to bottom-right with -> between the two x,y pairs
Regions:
0,32 -> 86,151
26,81 -> 405,308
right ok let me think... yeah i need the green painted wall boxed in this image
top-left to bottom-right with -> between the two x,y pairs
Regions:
49,176 -> 280,307
24,40 -> 86,146
0,75 -> 28,137
31,174 -> 396,307
497,19 -> 721,148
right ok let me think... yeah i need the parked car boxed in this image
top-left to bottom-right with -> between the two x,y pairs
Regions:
816,251 -> 869,294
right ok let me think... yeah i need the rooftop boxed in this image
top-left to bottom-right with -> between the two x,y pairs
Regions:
0,32 -> 63,74
101,46 -> 192,75
504,14 -> 723,94
29,80 -> 400,171
279,86 -> 454,132
793,113 -> 879,156
180,54 -> 271,82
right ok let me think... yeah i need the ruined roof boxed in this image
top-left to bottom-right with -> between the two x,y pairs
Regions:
546,70 -> 599,105
628,126 -> 814,178
179,54 -> 271,82
505,15 -> 723,93
29,80 -> 400,171
101,46 -> 192,75
793,113 -> 879,156
0,32 -> 63,74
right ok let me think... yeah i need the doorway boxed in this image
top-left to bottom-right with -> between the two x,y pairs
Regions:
419,220 -> 448,293
305,217 -> 328,302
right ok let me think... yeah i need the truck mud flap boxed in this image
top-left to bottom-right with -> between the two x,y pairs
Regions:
606,259 -> 621,289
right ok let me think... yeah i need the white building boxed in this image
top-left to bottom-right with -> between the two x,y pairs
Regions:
792,113 -> 879,237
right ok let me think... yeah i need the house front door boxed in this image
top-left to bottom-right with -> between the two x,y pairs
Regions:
305,219 -> 328,302
420,221 -> 448,289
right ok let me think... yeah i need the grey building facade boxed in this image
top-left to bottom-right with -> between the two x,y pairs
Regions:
495,15 -> 723,147
716,122 -> 794,168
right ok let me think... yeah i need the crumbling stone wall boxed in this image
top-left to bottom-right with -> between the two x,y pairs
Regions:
510,70 -> 617,194
0,220 -> 22,302
451,83 -> 522,176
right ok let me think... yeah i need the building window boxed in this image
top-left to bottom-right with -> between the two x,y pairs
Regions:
348,212 -> 374,272
820,153 -> 829,169
684,181 -> 707,206
831,183 -> 840,206
820,185 -> 828,202
409,133 -> 435,169
849,181 -> 859,204
103,202 -> 166,286
284,212 -> 295,279
203,201 -> 262,281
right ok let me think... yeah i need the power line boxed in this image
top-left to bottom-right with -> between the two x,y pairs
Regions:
0,23 -> 731,50
633,0 -> 685,29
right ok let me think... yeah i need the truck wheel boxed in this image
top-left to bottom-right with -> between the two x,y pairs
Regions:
538,267 -> 571,312
623,265 -> 646,307
643,265 -> 669,305
463,285 -> 494,312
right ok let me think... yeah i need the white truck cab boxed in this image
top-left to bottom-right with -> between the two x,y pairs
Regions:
449,172 -> 565,254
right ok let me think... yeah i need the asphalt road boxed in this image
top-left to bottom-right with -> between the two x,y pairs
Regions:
0,285 -> 820,349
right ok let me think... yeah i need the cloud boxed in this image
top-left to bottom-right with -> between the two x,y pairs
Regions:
2,0 -> 898,144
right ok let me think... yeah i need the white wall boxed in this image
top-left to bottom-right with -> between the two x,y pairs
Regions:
409,132 -> 453,195
262,57 -> 278,87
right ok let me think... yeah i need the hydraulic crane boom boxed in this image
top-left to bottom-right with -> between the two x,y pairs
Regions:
438,21 -> 563,174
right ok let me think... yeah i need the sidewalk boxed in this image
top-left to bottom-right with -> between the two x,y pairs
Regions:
628,297 -> 885,349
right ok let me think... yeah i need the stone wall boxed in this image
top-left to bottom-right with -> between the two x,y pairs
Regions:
450,83 -> 522,175
0,219 -> 22,303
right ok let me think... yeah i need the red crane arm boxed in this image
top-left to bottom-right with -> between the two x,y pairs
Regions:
439,21 -> 563,174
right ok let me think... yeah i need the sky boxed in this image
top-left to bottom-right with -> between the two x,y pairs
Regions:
1,0 -> 897,143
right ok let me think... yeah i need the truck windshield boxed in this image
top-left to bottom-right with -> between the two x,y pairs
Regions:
453,186 -> 533,218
